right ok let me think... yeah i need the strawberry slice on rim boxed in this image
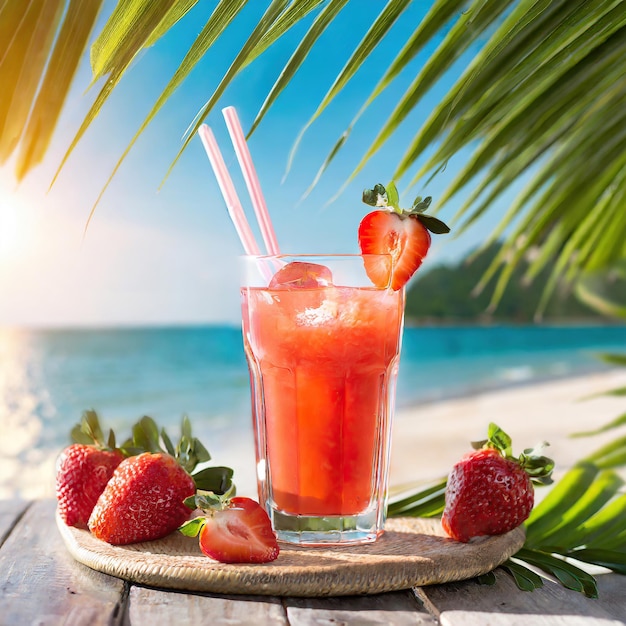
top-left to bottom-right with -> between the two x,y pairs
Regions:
358,183 -> 449,290
359,210 -> 431,290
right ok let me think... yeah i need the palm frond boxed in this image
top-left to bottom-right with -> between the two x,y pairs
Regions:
571,414 -> 626,439
50,0 -> 201,191
344,0 -> 512,185
301,0 -> 470,199
247,0 -> 350,139
14,0 -> 105,180
387,477 -> 446,517
0,0 -> 66,165
575,262 -> 626,319
283,0 -> 415,178
77,0 -> 249,230
295,0 -> 626,307
4,0 -> 626,305
242,0 -> 326,69
90,0 -> 178,82
158,0 -> 291,188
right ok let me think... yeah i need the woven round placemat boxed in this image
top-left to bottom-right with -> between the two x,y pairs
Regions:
56,511 -> 524,597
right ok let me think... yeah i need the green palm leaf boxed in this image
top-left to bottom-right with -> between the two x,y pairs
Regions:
502,560 -> 544,592
0,0 -> 65,163
344,0 -> 512,185
571,413 -> 626,439
584,435 -> 626,469
387,477 -> 446,518
3,0 -> 626,298
49,0 -> 200,191
575,263 -> 626,319
283,0 -> 415,178
526,470 -> 624,548
514,548 -> 599,597
412,0 -> 626,195
300,0 -> 469,199
567,549 -> 626,576
564,494 -> 626,549
90,0 -> 178,81
159,0 -> 291,188
247,0 -> 350,139
66,0 -> 335,221
523,462 -> 599,544
242,0 -> 326,69
596,354 -> 626,367
77,0 -> 249,229
13,0 -> 106,180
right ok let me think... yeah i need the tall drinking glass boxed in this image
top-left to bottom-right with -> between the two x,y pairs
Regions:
241,255 -> 405,545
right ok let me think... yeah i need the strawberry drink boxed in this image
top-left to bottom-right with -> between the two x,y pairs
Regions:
240,183 -> 449,545
241,255 -> 404,544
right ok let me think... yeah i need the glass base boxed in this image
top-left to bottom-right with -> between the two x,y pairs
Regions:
269,506 -> 383,546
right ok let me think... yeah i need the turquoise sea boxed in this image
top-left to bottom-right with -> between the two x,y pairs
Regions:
1,324 -> 625,465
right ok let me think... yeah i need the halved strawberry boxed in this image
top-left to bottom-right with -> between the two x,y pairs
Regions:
180,495 -> 279,564
358,183 -> 449,290
358,210 -> 431,290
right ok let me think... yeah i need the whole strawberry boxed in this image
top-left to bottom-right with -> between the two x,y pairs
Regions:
180,491 -> 279,564
442,423 -> 554,543
56,411 -> 125,528
89,452 -> 195,544
88,416 -> 233,545
359,182 -> 450,290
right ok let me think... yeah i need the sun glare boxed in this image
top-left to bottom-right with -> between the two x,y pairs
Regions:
0,193 -> 28,263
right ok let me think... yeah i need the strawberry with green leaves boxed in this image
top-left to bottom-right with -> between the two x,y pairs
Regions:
358,182 -> 450,290
88,416 -> 233,545
442,423 -> 554,543
56,411 -> 126,528
180,490 -> 279,564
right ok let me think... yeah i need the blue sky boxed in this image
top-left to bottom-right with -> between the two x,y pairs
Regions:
0,1 -> 508,327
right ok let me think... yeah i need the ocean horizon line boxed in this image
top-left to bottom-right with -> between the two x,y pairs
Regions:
2,319 -> 625,333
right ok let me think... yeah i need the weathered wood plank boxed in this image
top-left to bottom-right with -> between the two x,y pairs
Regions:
417,569 -> 625,625
0,499 -> 29,546
285,591 -> 437,625
126,586 -> 288,625
0,499 -> 125,626
595,573 -> 626,621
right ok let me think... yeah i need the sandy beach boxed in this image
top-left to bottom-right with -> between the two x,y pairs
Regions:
390,368 -> 626,490
2,369 -> 626,501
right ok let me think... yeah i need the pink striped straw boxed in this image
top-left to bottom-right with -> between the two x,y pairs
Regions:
222,106 -> 280,255
197,124 -> 261,257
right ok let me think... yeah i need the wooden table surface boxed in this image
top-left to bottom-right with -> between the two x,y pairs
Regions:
2,499 -> 625,625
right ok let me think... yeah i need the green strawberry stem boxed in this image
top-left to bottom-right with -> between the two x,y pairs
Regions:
184,484 -> 237,512
120,415 -> 234,495
361,182 -> 451,234
472,422 -> 554,485
179,485 -> 238,537
70,410 -> 122,453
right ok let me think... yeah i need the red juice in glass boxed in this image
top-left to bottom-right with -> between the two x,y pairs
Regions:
241,255 -> 404,545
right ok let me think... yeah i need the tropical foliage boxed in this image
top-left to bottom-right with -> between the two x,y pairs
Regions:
3,0 -> 626,312
404,243 -> 622,322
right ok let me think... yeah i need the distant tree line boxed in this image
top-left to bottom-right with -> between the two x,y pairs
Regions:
405,244 -> 623,323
